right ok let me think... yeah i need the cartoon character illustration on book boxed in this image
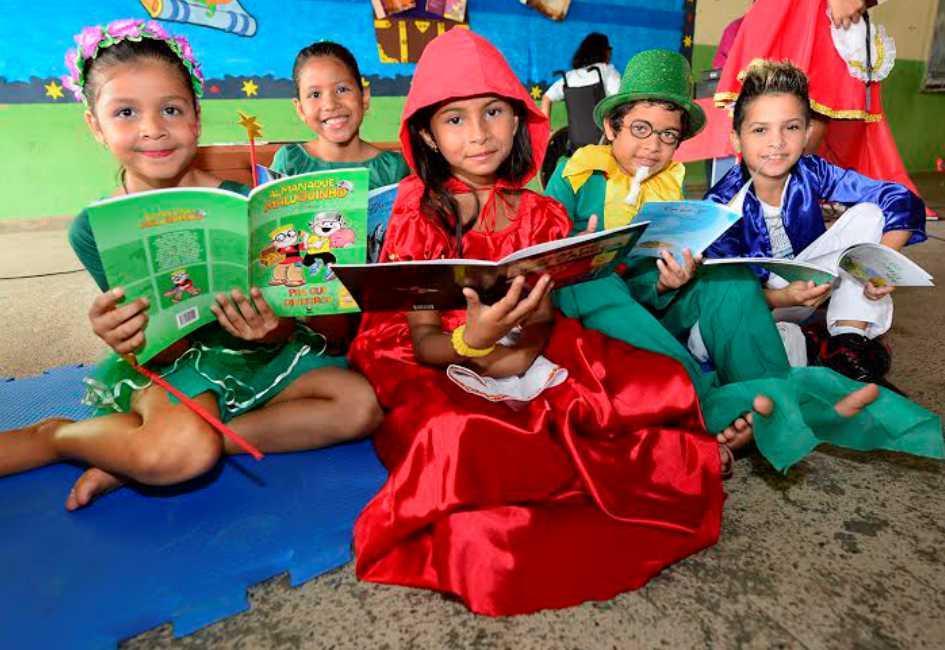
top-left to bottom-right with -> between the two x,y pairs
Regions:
840,256 -> 888,287
262,224 -> 306,287
302,211 -> 355,281
163,268 -> 201,302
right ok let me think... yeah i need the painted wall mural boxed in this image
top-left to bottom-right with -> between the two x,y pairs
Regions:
139,0 -> 259,36
0,0 -> 691,220
0,0 -> 690,103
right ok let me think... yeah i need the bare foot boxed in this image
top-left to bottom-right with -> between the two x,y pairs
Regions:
719,444 -> 735,478
835,383 -> 880,418
65,467 -> 125,511
716,395 -> 774,451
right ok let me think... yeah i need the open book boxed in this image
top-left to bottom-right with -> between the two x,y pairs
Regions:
704,243 -> 934,287
630,200 -> 742,262
86,168 -> 369,363
331,222 -> 648,311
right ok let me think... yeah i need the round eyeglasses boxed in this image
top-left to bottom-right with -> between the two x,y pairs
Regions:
620,119 -> 682,146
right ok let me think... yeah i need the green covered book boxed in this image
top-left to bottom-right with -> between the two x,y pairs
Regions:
86,168 -> 369,362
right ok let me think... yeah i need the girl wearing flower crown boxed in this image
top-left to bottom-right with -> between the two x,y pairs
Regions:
0,20 -> 381,510
345,28 -> 758,617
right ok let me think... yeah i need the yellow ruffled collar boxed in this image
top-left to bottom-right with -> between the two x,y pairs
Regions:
562,145 -> 685,229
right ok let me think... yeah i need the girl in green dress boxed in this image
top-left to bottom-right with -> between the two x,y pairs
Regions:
0,21 -> 382,510
272,41 -> 410,190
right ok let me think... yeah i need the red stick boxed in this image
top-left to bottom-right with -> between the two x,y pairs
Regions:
249,137 -> 259,188
129,360 -> 264,461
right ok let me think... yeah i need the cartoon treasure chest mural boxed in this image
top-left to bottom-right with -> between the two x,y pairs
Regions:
374,1 -> 468,64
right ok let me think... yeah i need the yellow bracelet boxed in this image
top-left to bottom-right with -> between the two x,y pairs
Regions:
451,324 -> 496,358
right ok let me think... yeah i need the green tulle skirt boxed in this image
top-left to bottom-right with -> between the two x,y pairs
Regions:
557,274 -> 943,473
82,324 -> 347,423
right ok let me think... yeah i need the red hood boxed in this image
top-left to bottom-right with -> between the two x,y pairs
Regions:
399,28 -> 549,188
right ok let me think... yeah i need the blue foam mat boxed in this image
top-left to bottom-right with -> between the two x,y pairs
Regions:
0,365 -> 387,649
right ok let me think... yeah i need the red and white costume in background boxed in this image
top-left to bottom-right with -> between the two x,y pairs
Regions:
347,29 -> 724,616
713,0 -> 932,215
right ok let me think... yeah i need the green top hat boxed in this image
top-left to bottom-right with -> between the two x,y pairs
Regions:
593,49 -> 706,140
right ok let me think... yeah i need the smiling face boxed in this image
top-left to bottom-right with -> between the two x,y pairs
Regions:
85,58 -> 200,188
271,226 -> 300,250
733,92 -> 811,181
421,95 -> 520,186
310,211 -> 344,236
170,269 -> 190,286
293,55 -> 368,146
602,101 -> 683,177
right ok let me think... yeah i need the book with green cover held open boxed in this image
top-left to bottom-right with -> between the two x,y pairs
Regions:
86,168 -> 369,363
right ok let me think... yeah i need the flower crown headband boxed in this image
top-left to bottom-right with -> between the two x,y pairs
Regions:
62,18 -> 205,104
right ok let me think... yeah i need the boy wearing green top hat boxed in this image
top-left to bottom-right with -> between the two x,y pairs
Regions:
545,49 -> 789,395
544,50 -> 939,474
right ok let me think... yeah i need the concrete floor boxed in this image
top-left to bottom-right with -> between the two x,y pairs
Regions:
1,183 -> 943,649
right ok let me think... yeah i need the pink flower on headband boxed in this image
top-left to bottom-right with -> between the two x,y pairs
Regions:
62,74 -> 81,102
64,49 -> 80,78
76,25 -> 105,60
64,18 -> 204,103
145,20 -> 170,41
173,35 -> 194,63
107,18 -> 144,40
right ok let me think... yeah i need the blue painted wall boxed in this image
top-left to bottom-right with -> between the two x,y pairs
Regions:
0,0 -> 687,100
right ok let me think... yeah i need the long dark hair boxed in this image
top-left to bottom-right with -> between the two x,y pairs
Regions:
572,32 -> 611,69
405,99 -> 534,254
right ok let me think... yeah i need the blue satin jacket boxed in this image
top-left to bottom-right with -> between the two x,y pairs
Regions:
703,155 -> 926,263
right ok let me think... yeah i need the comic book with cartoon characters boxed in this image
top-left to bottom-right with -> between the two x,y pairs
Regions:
85,168 -> 369,362
704,243 -> 934,288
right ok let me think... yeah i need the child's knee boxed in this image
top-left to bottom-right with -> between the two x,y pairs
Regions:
129,422 -> 223,484
345,376 -> 383,438
839,203 -> 884,240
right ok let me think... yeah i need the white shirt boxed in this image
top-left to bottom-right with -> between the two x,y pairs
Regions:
543,63 -> 621,102
760,199 -> 795,259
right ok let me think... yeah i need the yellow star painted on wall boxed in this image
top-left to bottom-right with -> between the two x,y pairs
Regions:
530,85 -> 543,100
683,35 -> 693,48
238,112 -> 263,139
241,79 -> 259,97
44,80 -> 64,100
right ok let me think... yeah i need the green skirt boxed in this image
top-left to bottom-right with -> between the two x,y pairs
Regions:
557,274 -> 944,473
82,324 -> 347,423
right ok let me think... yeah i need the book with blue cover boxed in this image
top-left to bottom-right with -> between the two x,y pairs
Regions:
630,200 -> 742,262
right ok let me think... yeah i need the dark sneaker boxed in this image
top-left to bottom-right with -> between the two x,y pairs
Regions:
801,321 -> 829,365
816,332 -> 892,383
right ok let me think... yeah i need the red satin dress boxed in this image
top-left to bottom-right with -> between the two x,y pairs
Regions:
348,185 -> 724,616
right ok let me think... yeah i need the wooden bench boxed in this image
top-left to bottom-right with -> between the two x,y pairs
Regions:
194,141 -> 402,186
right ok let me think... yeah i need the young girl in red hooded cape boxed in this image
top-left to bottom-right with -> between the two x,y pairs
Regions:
347,29 -> 730,616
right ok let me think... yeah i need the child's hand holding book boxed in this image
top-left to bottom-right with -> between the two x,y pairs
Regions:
461,275 -> 554,350
211,288 -> 292,343
88,288 -> 150,356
